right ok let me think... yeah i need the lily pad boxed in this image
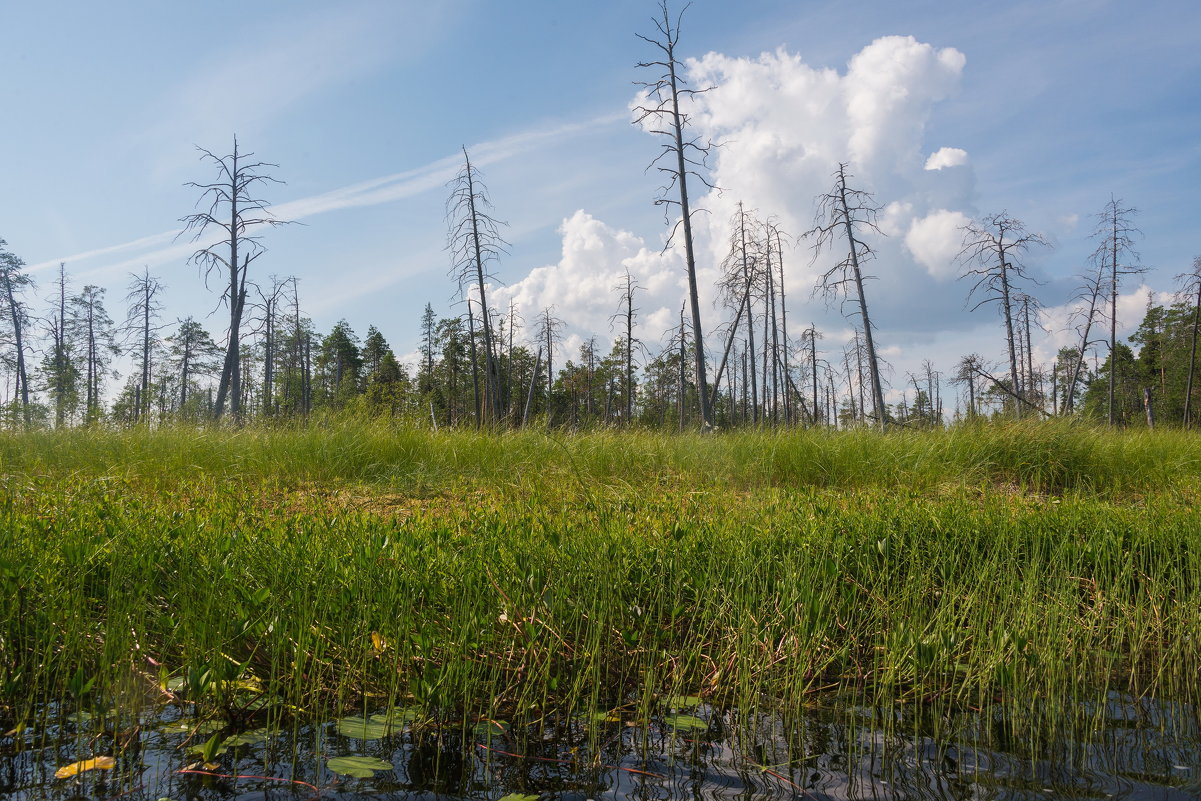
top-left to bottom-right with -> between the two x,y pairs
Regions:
327,755 -> 393,778
474,719 -> 510,738
498,795 -> 539,801
223,729 -> 269,747
369,706 -> 420,726
665,695 -> 702,709
335,716 -> 393,740
663,713 -> 708,733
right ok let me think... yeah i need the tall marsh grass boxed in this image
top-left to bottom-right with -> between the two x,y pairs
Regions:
1,418 -> 1198,495
0,420 -> 1198,742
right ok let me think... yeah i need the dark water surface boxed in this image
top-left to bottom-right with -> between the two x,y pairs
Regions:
3,694 -> 1199,800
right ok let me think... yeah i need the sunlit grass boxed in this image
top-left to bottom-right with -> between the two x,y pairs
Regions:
0,419 -> 1198,744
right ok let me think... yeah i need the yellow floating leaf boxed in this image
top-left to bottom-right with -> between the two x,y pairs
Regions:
55,756 -> 116,779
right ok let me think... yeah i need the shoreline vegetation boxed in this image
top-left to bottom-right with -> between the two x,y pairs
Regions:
1,420 -> 1199,743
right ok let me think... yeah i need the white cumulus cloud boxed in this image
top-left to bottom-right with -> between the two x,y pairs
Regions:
905,209 -> 971,280
924,147 -> 969,170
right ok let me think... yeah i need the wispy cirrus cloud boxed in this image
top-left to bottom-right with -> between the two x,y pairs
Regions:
28,113 -> 623,282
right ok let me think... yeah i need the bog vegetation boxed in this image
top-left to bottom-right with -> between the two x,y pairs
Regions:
1,422 -> 1199,741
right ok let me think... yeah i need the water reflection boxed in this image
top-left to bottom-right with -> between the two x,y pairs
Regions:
2,693 -> 1198,800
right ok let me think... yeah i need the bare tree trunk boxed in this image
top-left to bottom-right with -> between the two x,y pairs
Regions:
1185,280 -> 1201,428
626,280 -> 635,423
810,328 -> 818,427
739,214 -> 759,425
462,149 -> 502,423
834,168 -> 887,431
1109,218 -> 1118,426
523,347 -> 543,426
0,271 -> 30,426
466,301 -> 481,429
708,287 -> 749,411
678,304 -> 686,431
774,227 -> 791,425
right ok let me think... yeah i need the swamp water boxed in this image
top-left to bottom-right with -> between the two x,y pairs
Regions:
3,693 -> 1199,801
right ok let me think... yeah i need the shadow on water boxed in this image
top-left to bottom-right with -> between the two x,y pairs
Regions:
2,693 -> 1199,800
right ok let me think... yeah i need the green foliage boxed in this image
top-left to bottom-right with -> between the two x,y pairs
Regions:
0,422 -> 1198,738
1081,301 -> 1201,425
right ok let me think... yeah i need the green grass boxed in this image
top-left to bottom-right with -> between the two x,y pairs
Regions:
1,420 -> 1198,741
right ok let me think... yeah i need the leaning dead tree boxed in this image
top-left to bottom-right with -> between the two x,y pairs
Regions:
446,147 -> 507,424
807,164 -> 888,431
634,0 -> 714,429
1061,256 -> 1107,414
180,137 -> 289,421
714,202 -> 759,422
957,212 -> 1048,417
1091,197 -> 1143,425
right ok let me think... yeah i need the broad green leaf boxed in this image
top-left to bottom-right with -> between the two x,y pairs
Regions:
498,794 -> 539,801
474,719 -> 510,738
55,756 -> 115,779
335,716 -> 392,740
223,729 -> 269,747
327,755 -> 393,778
665,695 -> 702,709
369,706 -> 420,726
663,713 -> 708,733
187,733 -> 227,760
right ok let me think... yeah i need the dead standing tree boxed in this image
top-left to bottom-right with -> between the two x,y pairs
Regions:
1092,197 -> 1143,425
957,212 -> 1048,417
122,268 -> 166,423
1061,257 -> 1107,414
634,0 -> 714,430
180,137 -> 289,422
535,307 -> 565,402
806,164 -> 888,431
1177,255 -> 1201,428
610,270 -> 644,424
447,147 -> 507,425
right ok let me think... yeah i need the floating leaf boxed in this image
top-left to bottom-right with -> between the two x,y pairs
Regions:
369,706 -> 420,726
371,632 -> 387,654
166,718 -> 226,736
64,711 -> 94,724
54,756 -> 116,779
474,719 -> 510,738
665,695 -> 702,709
663,713 -> 708,733
223,729 -> 269,747
498,794 -> 539,801
327,755 -> 393,778
335,716 -> 392,740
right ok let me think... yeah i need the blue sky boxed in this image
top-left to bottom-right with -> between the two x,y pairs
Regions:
3,0 -> 1199,399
